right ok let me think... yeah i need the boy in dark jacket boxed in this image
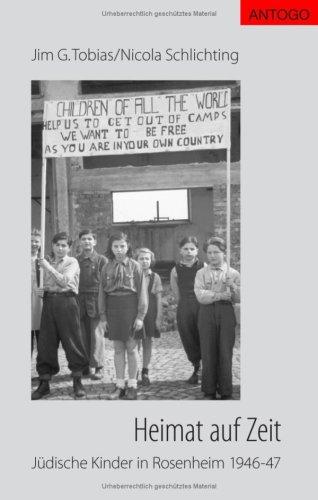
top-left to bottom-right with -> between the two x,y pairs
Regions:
77,229 -> 107,380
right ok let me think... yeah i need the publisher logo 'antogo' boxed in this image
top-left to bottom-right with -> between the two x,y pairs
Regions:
241,0 -> 318,25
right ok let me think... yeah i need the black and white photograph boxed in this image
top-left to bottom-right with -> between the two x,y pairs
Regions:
31,80 -> 241,401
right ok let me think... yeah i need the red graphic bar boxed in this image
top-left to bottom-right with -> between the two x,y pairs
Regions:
241,0 -> 318,25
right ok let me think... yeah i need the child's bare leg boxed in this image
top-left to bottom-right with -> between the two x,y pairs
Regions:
125,338 -> 139,400
141,337 -> 152,386
126,338 -> 138,387
113,340 -> 125,388
142,337 -> 152,369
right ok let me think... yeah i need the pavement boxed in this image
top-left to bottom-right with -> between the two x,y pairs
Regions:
31,329 -> 240,400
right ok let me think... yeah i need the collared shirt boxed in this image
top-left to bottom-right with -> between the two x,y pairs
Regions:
98,258 -> 148,321
194,262 -> 240,305
144,269 -> 163,295
43,255 -> 80,294
77,250 -> 107,293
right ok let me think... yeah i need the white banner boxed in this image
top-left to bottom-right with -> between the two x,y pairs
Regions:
43,89 -> 231,157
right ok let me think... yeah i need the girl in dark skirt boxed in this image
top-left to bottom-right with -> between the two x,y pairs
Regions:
135,248 -> 163,386
170,236 -> 204,384
98,232 -> 148,400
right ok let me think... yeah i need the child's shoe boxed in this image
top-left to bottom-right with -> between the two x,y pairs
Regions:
203,393 -> 216,400
187,363 -> 200,384
141,368 -> 151,386
31,380 -> 50,400
141,373 -> 150,386
125,387 -> 137,400
108,386 -> 125,400
73,377 -> 86,398
187,371 -> 199,384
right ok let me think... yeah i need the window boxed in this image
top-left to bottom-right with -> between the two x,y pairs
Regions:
112,189 -> 189,224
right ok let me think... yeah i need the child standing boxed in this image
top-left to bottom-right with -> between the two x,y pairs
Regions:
135,248 -> 163,386
98,232 -> 148,400
170,236 -> 204,384
32,232 -> 89,400
31,229 -> 42,355
194,236 -> 240,400
77,229 -> 108,380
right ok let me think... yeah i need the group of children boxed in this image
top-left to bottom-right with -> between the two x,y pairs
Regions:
31,229 -> 240,401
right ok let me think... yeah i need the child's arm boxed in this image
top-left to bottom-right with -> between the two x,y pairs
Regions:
226,271 -> 240,303
170,267 -> 180,302
38,257 -> 79,289
98,255 -> 108,277
152,273 -> 163,329
194,269 -> 225,304
97,269 -> 107,323
155,292 -> 163,330
134,264 -> 148,330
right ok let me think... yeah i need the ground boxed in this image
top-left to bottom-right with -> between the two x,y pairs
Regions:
31,328 -> 240,400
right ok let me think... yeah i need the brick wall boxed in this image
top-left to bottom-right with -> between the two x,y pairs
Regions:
72,192 -> 112,254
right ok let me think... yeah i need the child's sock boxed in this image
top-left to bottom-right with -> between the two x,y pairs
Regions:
141,368 -> 149,375
116,379 -> 125,389
127,378 -> 137,389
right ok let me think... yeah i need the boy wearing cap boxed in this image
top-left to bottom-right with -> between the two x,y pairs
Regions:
77,229 -> 107,380
194,236 -> 240,400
